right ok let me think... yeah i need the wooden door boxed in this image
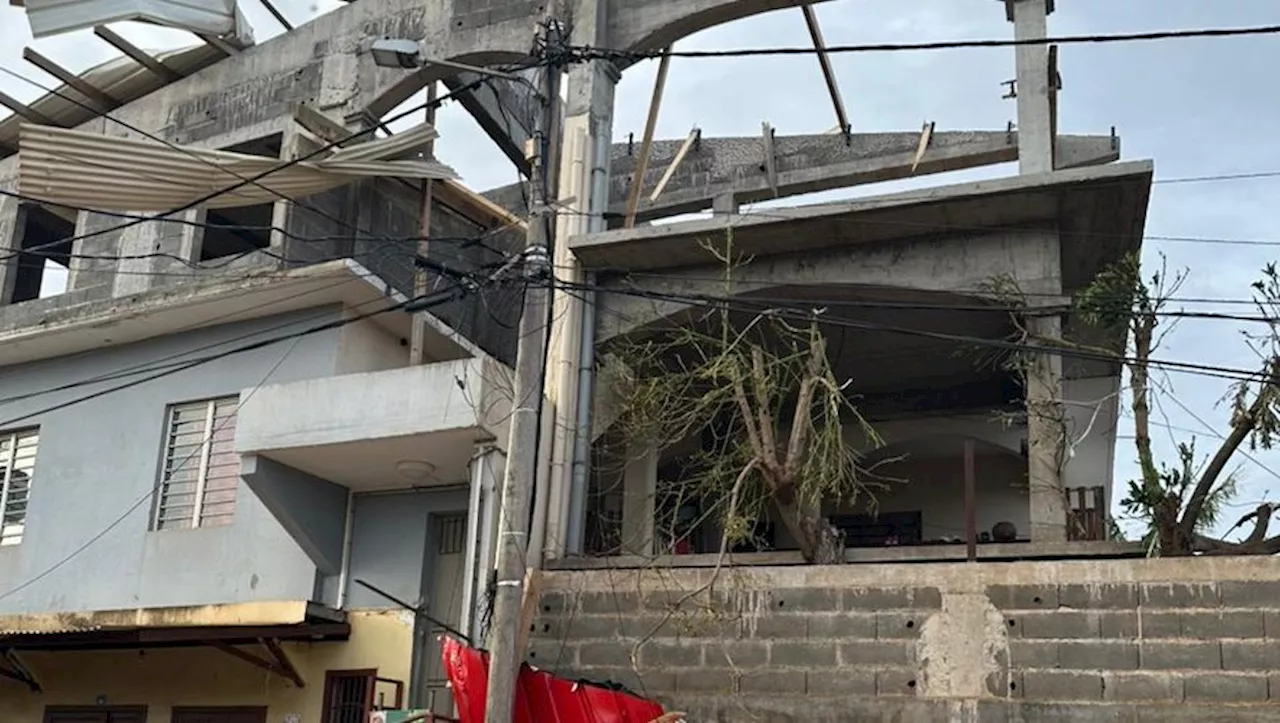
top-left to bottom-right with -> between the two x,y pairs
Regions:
171,707 -> 268,723
44,706 -> 146,723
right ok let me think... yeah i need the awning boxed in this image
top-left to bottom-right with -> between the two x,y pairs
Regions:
17,121 -> 459,212
0,600 -> 349,690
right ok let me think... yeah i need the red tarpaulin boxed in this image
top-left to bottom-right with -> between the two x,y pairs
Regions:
441,636 -> 668,723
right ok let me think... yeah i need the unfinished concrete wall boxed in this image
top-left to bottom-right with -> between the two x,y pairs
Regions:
533,557 -> 1280,722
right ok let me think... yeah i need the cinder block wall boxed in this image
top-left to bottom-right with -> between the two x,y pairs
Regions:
532,557 -> 1280,722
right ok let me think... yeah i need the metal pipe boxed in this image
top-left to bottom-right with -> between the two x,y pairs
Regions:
335,488 -> 356,608
566,122 -> 612,554
458,448 -> 487,640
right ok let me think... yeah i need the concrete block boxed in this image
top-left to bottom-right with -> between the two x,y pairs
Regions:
1184,674 -> 1269,702
876,612 -> 925,639
703,640 -> 770,669
579,590 -> 640,614
987,668 -> 1012,697
1138,612 -> 1182,638
1059,641 -> 1139,671
1010,640 -> 1060,668
1266,611 -> 1280,639
1140,642 -> 1222,670
1019,611 -> 1101,639
844,586 -> 942,610
1060,583 -> 1139,609
642,588 -> 715,612
1022,671 -> 1104,701
1272,673 -> 1280,701
1140,583 -> 1219,608
977,701 -> 1137,723
807,613 -> 876,639
1220,581 -> 1280,608
737,669 -> 805,694
675,668 -> 735,694
578,641 -> 635,668
769,587 -> 842,612
526,639 -> 567,666
988,584 -> 1059,610
1101,611 -> 1140,639
875,667 -> 919,696
637,640 -> 702,668
1134,703 -> 1280,723
1221,641 -> 1280,670
1182,611 -> 1265,639
807,669 -> 876,696
665,609 -> 738,639
540,591 -> 568,614
564,614 -> 623,640
741,613 -> 808,640
770,641 -> 837,667
576,666 -> 676,695
1103,672 -> 1184,703
839,640 -> 916,666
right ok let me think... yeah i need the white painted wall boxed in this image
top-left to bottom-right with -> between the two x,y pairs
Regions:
335,317 -> 408,374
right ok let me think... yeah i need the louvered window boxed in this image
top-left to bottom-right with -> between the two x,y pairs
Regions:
0,428 -> 38,546
155,397 -> 240,530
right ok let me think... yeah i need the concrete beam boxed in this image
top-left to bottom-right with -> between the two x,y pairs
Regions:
443,70 -> 539,175
608,0 -> 836,53
611,130 -> 1119,224
485,131 -> 1119,224
571,160 -> 1152,274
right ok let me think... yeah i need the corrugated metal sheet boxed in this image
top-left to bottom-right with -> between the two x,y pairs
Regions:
22,0 -> 243,39
0,44 -> 228,159
18,121 -> 459,211
0,625 -> 104,636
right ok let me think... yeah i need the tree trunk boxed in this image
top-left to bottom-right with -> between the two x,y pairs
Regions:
775,497 -> 843,564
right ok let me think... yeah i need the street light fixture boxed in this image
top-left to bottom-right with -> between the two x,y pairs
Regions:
370,38 -> 525,82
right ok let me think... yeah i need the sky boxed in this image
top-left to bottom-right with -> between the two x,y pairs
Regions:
2,0 -> 1279,539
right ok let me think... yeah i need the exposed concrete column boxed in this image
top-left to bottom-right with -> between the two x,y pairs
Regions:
544,0 -> 621,559
1026,312 -> 1067,542
0,192 -> 21,304
621,444 -> 659,556
1008,0 -> 1055,174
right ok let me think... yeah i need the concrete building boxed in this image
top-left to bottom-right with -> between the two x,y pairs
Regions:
4,0 -> 1243,720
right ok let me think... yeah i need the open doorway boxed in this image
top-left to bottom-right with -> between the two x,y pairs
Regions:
10,204 -> 73,302
200,134 -> 282,262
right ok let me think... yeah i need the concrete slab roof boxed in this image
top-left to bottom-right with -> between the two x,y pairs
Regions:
569,160 -> 1154,294
0,259 -> 488,369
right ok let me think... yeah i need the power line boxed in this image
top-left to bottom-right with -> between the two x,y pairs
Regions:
563,23 -> 1280,63
1,62 -> 539,262
560,279 -> 1272,385
0,281 -> 476,603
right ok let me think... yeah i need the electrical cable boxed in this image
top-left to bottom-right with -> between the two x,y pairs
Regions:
0,61 -> 543,262
561,23 -> 1280,63
0,280 -> 478,603
553,279 -> 1275,385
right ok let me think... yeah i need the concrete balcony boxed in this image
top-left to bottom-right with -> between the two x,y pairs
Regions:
236,357 -> 512,491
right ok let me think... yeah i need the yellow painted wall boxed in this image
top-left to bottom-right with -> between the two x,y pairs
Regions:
0,609 -> 416,723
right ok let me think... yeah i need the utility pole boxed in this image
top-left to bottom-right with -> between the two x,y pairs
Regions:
483,19 -> 562,723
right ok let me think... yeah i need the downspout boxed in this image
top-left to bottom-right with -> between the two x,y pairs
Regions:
566,125 -> 611,554
335,488 -> 356,609
458,447 -> 486,640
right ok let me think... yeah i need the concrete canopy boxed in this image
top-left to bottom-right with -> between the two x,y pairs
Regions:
569,160 -> 1153,281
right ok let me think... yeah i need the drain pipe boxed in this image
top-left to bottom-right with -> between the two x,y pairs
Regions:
566,125 -> 611,554
335,488 -> 356,609
458,447 -> 487,639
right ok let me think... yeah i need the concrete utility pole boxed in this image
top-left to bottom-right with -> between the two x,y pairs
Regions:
483,20 -> 562,723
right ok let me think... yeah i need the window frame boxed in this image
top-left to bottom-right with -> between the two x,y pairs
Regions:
0,426 -> 39,547
153,395 -> 241,531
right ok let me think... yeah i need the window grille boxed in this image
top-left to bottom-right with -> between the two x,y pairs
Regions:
0,428 -> 38,546
156,397 -> 240,530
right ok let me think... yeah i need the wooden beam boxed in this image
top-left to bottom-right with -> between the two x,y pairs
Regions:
262,638 -> 305,688
0,91 -> 56,125
290,102 -> 352,147
23,47 -> 120,112
761,121 -> 778,197
514,568 -> 543,659
437,179 -> 527,232
649,126 -> 700,202
800,5 -> 851,139
93,26 -> 182,83
411,83 -> 438,366
623,51 -> 671,229
197,33 -> 240,57
911,121 -> 935,173
1048,44 -> 1060,170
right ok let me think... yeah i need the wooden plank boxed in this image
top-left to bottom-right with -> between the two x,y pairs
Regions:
93,26 -> 183,82
22,47 -> 119,111
649,126 -> 699,202
513,568 -> 543,658
0,90 -> 56,125
801,4 -> 851,137
623,51 -> 671,228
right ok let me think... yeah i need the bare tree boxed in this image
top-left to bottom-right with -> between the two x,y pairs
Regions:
601,238 -> 886,564
1070,254 -> 1279,554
